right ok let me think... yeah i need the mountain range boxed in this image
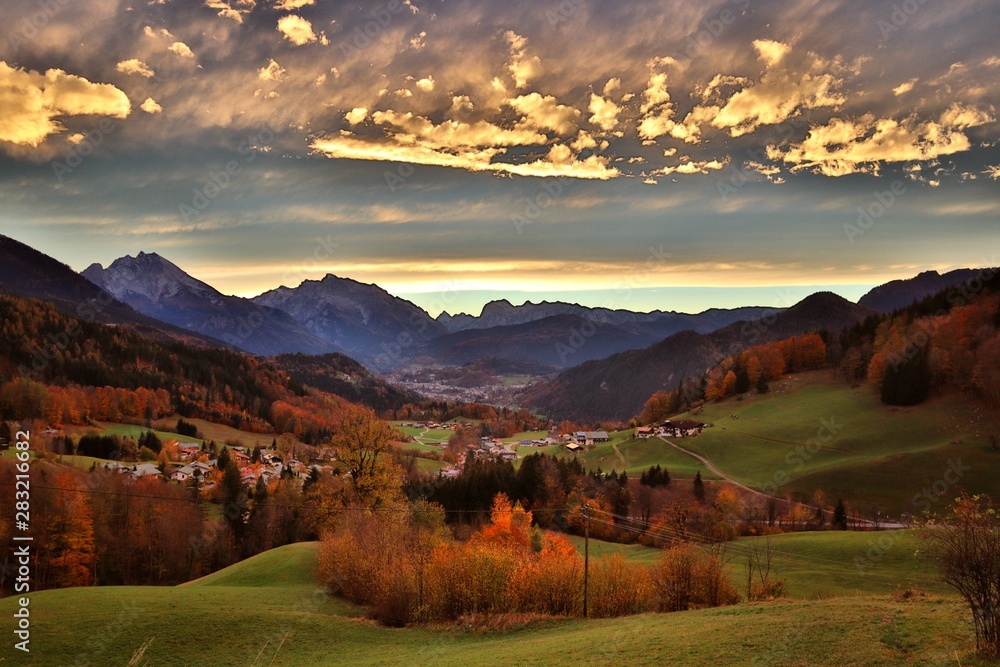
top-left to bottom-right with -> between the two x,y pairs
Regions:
520,292 -> 877,422
437,299 -> 778,339
1,233 -> 994,419
83,253 -> 336,357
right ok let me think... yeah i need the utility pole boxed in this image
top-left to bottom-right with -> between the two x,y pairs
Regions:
583,501 -> 590,619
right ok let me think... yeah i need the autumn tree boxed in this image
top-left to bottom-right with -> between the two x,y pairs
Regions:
920,493 -> 1000,658
333,408 -> 400,507
40,472 -> 95,588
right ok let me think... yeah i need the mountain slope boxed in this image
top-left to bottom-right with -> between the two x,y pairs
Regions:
416,314 -> 657,367
0,234 -> 226,347
523,292 -> 876,421
82,253 -> 336,357
253,275 -> 447,367
858,268 -> 991,313
272,353 -> 420,412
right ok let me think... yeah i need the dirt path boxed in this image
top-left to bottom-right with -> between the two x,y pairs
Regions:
611,442 -> 627,470
656,435 -> 773,502
656,435 -> 905,529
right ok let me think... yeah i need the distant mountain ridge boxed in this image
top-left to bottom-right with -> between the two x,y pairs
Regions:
858,268 -> 993,313
253,274 -> 448,366
437,299 -> 779,340
82,253 -> 336,357
414,313 -> 658,367
521,292 -> 876,422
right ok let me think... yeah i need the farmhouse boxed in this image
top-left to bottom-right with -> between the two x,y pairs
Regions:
129,463 -> 161,479
170,465 -> 195,482
634,426 -> 654,439
576,431 -> 609,445
659,419 -> 707,438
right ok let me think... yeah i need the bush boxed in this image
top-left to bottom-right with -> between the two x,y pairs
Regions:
649,544 -> 740,612
588,554 -> 652,618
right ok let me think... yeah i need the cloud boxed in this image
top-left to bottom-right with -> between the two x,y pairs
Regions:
277,15 -> 318,46
703,44 -> 845,138
753,39 -> 791,67
415,76 -> 435,92
772,104 -> 995,176
310,133 -> 618,180
116,59 -> 155,78
372,110 -> 547,148
509,93 -> 580,135
640,71 -> 672,114
169,42 -> 195,58
140,98 -> 162,114
588,93 -> 621,132
258,59 -> 286,81
505,31 -> 541,89
603,77 -> 621,97
206,0 -> 256,24
654,157 -> 728,176
0,61 -> 130,147
893,79 -> 917,96
274,0 -> 312,9
344,107 -> 367,125
449,95 -> 474,115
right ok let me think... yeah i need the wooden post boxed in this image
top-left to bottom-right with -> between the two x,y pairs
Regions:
583,501 -> 590,619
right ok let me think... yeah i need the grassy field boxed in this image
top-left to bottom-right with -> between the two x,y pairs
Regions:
149,415 -> 293,449
654,372 -> 1000,515
568,529 -> 948,598
72,421 -> 201,444
393,423 -> 454,445
1,539 -> 987,666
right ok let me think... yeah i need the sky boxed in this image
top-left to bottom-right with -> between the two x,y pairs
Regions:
0,0 -> 997,317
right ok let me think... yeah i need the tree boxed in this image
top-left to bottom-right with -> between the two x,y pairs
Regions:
334,408 -> 400,506
692,471 -> 705,503
881,343 -> 931,406
920,493 -> 1000,658
833,499 -> 848,530
721,370 -> 738,398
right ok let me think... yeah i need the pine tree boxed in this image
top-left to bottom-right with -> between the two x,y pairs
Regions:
693,471 -> 705,502
833,499 -> 848,530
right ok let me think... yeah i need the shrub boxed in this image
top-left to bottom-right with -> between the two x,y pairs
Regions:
588,554 -> 653,618
649,544 -> 740,612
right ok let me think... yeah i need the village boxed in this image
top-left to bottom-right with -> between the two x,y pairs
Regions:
402,418 -> 708,478
90,437 -> 334,490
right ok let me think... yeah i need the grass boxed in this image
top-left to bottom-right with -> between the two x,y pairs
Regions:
665,372 -> 1000,515
1,540 -> 989,666
567,529 -> 947,598
415,457 -> 447,475
72,421 -> 201,445
502,431 -> 550,443
393,423 -> 454,445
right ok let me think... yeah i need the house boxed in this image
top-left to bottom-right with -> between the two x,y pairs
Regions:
566,442 -> 582,452
129,463 -> 161,478
170,466 -> 195,482
190,461 -> 212,474
587,431 -> 610,443
177,442 -> 201,459
634,426 -> 654,439
660,419 -> 707,438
